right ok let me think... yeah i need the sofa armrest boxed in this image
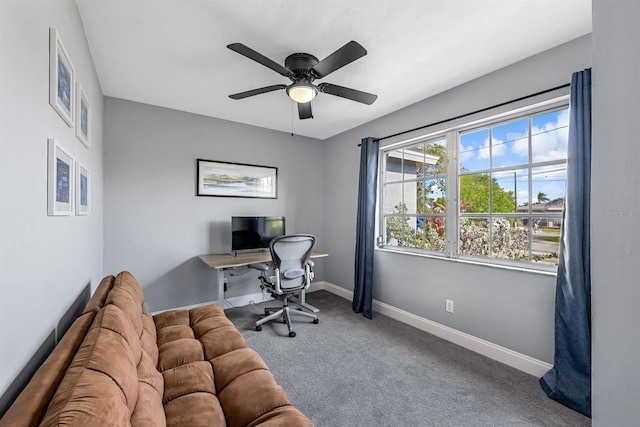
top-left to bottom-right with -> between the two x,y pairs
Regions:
0,312 -> 96,427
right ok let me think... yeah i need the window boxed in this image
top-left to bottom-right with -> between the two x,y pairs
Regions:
382,138 -> 447,252
379,101 -> 568,270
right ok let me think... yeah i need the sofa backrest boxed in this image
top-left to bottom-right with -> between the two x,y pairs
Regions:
39,271 -> 165,427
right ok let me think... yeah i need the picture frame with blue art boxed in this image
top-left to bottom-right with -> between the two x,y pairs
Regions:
48,139 -> 75,216
49,28 -> 75,127
76,162 -> 90,215
76,83 -> 91,148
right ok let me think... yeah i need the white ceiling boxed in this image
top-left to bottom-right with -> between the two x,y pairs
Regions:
75,0 -> 591,140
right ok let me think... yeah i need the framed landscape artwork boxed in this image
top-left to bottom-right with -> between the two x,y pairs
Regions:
76,83 -> 91,148
49,28 -> 75,127
196,159 -> 277,198
48,138 -> 75,216
76,162 -> 90,215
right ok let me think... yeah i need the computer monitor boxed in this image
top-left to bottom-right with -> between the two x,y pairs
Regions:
231,216 -> 286,251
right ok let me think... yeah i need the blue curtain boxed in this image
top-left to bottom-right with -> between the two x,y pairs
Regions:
353,137 -> 379,319
540,68 -> 592,417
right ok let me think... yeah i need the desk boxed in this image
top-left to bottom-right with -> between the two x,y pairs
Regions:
199,251 -> 328,309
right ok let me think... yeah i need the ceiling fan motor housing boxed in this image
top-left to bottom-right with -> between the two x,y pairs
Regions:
285,53 -> 319,80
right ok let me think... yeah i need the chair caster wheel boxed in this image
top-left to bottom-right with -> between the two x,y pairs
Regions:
255,325 -> 262,331
313,319 -> 319,324
289,331 -> 296,338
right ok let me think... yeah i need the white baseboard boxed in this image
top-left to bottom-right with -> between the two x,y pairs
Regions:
313,282 -> 552,378
152,284 -> 326,315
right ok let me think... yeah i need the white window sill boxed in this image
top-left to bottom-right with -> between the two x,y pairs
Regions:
375,247 -> 558,277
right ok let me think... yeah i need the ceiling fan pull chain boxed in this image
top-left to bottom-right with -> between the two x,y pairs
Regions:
291,100 -> 294,136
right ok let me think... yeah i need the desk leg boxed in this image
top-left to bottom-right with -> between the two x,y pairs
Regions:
216,269 -> 225,308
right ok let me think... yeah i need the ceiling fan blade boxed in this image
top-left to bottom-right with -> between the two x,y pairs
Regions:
227,43 -> 292,77
312,41 -> 367,79
229,84 -> 287,100
318,83 -> 377,105
298,102 -> 313,120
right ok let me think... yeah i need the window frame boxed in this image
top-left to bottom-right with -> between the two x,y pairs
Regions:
377,97 -> 569,272
379,133 -> 449,255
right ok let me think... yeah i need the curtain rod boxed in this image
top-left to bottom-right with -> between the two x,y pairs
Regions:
360,82 -> 570,146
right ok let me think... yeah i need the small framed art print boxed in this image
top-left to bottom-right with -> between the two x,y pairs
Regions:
48,138 -> 75,216
76,162 -> 90,215
76,83 -> 91,148
49,28 -> 75,127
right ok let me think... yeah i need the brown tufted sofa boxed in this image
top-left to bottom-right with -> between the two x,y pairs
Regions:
0,271 -> 312,427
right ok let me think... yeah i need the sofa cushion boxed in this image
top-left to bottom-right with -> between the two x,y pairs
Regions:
154,304 -> 312,427
82,275 -> 116,315
40,305 -> 141,426
105,271 -> 146,336
164,393 -> 226,427
39,273 -> 165,427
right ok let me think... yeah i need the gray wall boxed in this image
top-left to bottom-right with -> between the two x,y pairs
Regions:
0,0 -> 103,398
592,1 -> 640,425
322,35 -> 591,364
103,98 -> 325,311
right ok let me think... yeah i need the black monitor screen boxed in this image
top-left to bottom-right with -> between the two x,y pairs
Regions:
231,216 -> 286,251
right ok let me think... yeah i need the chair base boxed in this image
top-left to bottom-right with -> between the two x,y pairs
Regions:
255,302 -> 318,337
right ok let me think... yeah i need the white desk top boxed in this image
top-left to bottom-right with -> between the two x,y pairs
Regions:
199,251 -> 328,270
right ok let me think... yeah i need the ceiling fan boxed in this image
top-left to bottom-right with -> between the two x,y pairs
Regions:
227,41 -> 377,120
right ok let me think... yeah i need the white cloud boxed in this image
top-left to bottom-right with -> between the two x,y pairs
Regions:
477,136 -> 506,160
532,109 -> 569,162
492,136 -> 506,157
516,189 -> 529,204
459,144 -> 475,163
511,131 -> 529,157
507,110 -> 569,163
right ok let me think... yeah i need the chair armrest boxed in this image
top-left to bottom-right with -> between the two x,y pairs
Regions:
248,263 -> 270,271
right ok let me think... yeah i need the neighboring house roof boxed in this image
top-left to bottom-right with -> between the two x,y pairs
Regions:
387,149 -> 439,166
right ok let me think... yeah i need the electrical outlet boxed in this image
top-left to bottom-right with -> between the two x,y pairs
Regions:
445,299 -> 454,313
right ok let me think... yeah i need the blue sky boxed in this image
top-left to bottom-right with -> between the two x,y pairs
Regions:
459,109 -> 568,204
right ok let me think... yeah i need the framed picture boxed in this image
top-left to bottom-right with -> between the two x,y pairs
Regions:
197,159 -> 277,198
75,162 -> 90,215
49,28 -> 75,127
48,138 -> 75,216
76,83 -> 91,148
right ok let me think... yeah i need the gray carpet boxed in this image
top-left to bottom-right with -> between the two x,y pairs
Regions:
224,290 -> 591,427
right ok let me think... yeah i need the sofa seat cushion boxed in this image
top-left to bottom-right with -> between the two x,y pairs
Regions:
154,305 -> 312,427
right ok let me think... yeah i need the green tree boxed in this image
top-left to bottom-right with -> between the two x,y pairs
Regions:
459,174 -> 515,213
412,142 -> 446,214
536,191 -> 550,203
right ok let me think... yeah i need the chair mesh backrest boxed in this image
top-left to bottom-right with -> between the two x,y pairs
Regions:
270,235 -> 315,290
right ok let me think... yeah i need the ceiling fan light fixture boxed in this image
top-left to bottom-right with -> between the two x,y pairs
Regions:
287,82 -> 317,103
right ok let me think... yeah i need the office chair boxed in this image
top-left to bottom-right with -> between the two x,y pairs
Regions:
250,234 -> 318,337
